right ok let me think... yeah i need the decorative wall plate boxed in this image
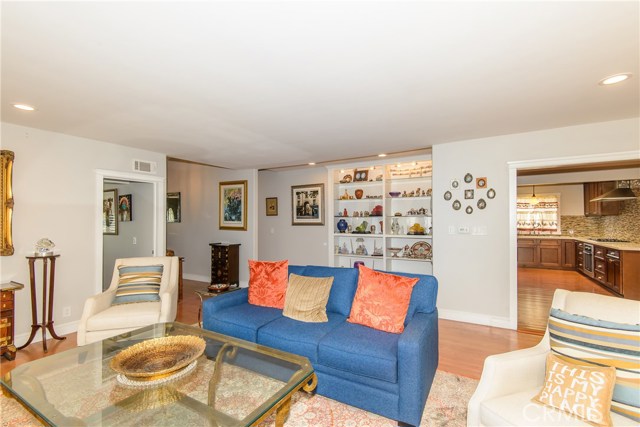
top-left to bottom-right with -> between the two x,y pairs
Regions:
477,198 -> 487,209
464,189 -> 474,199
110,336 -> 206,380
487,188 -> 496,199
476,177 -> 487,189
444,191 -> 452,201
464,173 -> 473,183
451,179 -> 459,189
409,241 -> 432,259
452,200 -> 461,210
466,206 -> 473,214
340,174 -> 352,183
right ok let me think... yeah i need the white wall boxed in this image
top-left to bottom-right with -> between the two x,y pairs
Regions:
0,123 -> 166,341
103,181 -> 155,288
166,161 -> 257,285
257,168 -> 329,265
433,118 -> 639,328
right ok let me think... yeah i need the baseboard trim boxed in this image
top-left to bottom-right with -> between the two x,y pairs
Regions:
183,273 -> 209,283
14,320 -> 79,346
439,309 -> 513,330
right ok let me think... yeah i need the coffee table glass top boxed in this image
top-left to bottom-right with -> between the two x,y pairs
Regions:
1,322 -> 314,426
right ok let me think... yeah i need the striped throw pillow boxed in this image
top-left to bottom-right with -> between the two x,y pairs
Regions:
549,307 -> 640,423
112,265 -> 163,305
283,274 -> 334,323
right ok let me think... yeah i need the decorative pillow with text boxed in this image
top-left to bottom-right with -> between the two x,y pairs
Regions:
533,354 -> 616,427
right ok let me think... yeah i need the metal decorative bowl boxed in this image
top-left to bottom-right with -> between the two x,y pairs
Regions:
208,283 -> 230,293
110,335 -> 206,380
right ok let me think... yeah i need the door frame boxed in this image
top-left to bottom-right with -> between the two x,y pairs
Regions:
507,150 -> 639,329
95,169 -> 166,295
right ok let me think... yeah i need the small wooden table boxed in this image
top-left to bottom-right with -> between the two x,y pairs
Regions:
18,254 -> 66,353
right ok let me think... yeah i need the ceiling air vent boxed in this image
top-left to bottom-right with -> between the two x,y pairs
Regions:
132,159 -> 157,174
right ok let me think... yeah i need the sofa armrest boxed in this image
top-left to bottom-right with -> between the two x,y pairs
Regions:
467,339 -> 549,427
397,310 -> 439,426
202,288 -> 249,327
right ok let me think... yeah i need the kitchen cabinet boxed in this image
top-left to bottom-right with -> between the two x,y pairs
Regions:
561,240 -> 576,268
575,242 -> 584,271
517,238 -> 572,269
593,245 -> 607,284
605,249 -> 622,295
584,182 -> 621,216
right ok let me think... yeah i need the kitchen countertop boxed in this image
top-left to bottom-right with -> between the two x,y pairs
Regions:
518,235 -> 640,252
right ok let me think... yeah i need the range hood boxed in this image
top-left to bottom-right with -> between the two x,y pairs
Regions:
590,181 -> 637,202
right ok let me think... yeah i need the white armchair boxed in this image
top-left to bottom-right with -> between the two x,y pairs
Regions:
77,256 -> 179,346
468,289 -> 640,426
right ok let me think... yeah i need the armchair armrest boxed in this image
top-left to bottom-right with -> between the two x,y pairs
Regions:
397,310 -> 439,426
467,339 -> 549,427
77,289 -> 116,345
159,288 -> 178,322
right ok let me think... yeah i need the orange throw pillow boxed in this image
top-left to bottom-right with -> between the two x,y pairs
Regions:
248,260 -> 289,309
347,265 -> 419,333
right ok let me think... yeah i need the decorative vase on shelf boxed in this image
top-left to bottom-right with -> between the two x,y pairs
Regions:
391,218 -> 400,235
337,219 -> 348,233
355,189 -> 364,199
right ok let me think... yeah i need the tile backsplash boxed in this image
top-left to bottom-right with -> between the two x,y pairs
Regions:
561,188 -> 640,243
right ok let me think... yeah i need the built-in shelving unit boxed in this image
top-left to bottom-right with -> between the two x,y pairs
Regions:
327,158 -> 433,275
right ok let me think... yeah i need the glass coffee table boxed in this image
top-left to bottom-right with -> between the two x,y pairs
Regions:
1,322 -> 317,426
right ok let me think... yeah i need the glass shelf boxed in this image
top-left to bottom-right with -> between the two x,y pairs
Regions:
386,196 -> 432,201
386,176 -> 432,183
335,198 -> 383,202
386,257 -> 433,263
333,254 -> 384,259
333,233 -> 383,237
386,234 -> 433,239
335,181 -> 383,189
385,215 -> 431,218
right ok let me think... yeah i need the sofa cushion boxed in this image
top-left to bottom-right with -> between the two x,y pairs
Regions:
86,302 -> 161,331
319,321 -> 399,384
392,271 -> 438,322
248,259 -> 288,309
533,354 -> 616,427
258,312 -> 346,364
348,265 -> 418,333
112,265 -> 163,305
283,274 -> 333,323
303,265 -> 359,316
481,387 -> 637,426
549,307 -> 640,422
288,265 -> 307,277
206,302 -> 282,342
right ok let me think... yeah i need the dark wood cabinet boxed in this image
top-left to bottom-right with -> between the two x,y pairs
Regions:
575,242 -> 584,271
517,238 -> 571,269
605,252 -> 622,295
1,282 -> 23,360
593,245 -> 607,284
584,182 -> 621,216
561,240 -> 576,268
210,243 -> 240,286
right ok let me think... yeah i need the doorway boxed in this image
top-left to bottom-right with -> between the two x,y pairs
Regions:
510,156 -> 640,333
95,170 -> 166,295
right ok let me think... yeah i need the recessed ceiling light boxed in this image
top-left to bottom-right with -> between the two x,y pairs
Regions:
378,153 -> 387,157
13,103 -> 35,111
308,162 -> 316,166
599,73 -> 632,86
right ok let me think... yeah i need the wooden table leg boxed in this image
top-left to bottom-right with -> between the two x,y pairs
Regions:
17,259 -> 40,350
45,258 -> 65,341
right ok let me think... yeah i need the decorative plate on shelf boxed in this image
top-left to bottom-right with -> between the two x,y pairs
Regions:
110,336 -> 206,380
409,241 -> 432,259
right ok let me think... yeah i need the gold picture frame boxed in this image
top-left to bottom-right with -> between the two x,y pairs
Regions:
266,197 -> 278,216
1,150 -> 14,256
219,181 -> 247,230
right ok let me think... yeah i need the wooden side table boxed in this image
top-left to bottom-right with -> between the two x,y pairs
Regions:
18,254 -> 66,353
1,281 -> 24,360
195,286 -> 241,327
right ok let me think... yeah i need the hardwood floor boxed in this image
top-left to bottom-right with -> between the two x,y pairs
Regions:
517,267 -> 616,334
1,278 -> 542,380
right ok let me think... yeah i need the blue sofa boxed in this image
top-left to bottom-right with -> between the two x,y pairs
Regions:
202,265 -> 439,427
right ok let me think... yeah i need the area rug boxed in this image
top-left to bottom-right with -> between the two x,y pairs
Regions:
0,370 -> 477,426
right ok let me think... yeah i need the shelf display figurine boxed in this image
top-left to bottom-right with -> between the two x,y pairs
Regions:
343,208 -> 348,217
391,218 -> 400,235
372,241 -> 383,256
337,219 -> 348,233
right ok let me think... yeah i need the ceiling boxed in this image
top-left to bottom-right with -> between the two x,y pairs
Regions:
2,1 -> 638,169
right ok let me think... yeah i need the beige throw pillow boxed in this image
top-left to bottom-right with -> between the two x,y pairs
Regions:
283,274 -> 334,323
533,354 -> 616,427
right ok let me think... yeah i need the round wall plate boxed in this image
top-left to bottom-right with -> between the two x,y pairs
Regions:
452,200 -> 461,210
487,188 -> 496,199
464,173 -> 473,183
444,191 -> 452,201
466,205 -> 473,214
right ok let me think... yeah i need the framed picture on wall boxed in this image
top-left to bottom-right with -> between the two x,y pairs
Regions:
220,181 -> 247,230
103,189 -> 118,235
118,194 -> 132,222
291,183 -> 324,226
167,192 -> 181,223
266,197 -> 278,216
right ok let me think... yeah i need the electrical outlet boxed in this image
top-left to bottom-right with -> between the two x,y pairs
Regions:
63,306 -> 71,317
458,225 -> 470,234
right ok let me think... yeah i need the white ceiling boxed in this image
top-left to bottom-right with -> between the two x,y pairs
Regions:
2,1 -> 638,169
